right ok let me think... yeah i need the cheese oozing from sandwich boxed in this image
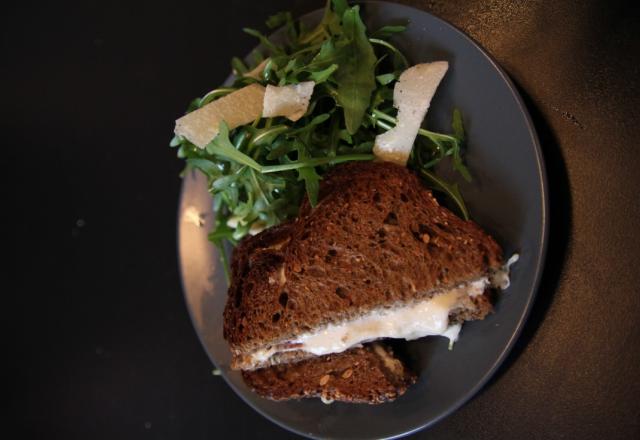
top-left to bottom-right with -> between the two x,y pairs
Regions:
250,278 -> 489,364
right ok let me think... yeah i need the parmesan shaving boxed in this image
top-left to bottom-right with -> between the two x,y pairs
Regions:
174,83 -> 265,148
373,62 -> 449,165
262,81 -> 315,121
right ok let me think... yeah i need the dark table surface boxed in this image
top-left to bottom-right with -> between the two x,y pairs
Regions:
7,0 -> 640,438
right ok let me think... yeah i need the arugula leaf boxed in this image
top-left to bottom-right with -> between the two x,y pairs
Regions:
339,129 -> 353,144
298,167 -> 321,206
266,139 -> 297,160
300,40 -> 339,81
231,57 -> 248,75
299,0 -> 341,44
450,108 -> 471,182
337,140 -> 373,154
309,63 -> 338,83
261,154 -> 374,173
417,169 -> 469,220
332,0 -> 348,17
205,122 -> 262,171
372,24 -> 407,39
294,140 -> 321,206
369,38 -> 409,71
452,108 -> 465,140
266,11 -> 292,29
208,212 -> 236,280
287,113 -> 331,136
243,28 -> 284,55
200,88 -> 235,107
251,50 -> 265,66
248,125 -> 289,150
376,72 -> 397,85
334,6 -> 377,134
208,218 -> 236,242
264,11 -> 298,43
169,135 -> 182,147
186,158 -> 223,176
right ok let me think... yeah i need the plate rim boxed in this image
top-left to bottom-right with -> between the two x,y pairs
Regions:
177,1 -> 549,438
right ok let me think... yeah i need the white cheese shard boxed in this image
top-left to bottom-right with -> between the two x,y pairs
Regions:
490,253 -> 520,290
373,61 -> 449,165
174,83 -> 266,148
320,396 -> 335,405
183,206 -> 205,227
226,217 -> 266,236
262,81 -> 315,121
244,58 -> 269,80
248,221 -> 266,236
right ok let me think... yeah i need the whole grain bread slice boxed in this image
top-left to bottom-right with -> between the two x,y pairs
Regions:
232,293 -> 493,370
224,161 -> 503,370
242,343 -> 416,404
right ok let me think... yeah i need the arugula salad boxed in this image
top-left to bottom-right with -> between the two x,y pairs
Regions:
170,0 -> 471,277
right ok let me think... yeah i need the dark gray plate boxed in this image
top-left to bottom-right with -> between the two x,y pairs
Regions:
178,2 -> 548,438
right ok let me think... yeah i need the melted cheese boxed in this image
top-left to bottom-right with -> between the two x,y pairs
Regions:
490,253 -> 520,289
249,278 -> 488,364
293,279 -> 487,356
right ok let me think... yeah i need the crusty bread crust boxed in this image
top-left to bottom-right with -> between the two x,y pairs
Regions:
224,162 -> 503,369
242,343 -> 416,404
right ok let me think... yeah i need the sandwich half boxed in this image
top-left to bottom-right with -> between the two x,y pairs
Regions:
224,161 -> 504,371
243,342 -> 416,404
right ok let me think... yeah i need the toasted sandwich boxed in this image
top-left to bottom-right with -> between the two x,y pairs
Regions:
243,342 -> 416,404
224,161 -> 504,371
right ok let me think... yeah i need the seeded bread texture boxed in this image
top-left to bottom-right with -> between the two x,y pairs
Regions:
224,161 -> 503,370
232,293 -> 494,370
242,343 -> 416,404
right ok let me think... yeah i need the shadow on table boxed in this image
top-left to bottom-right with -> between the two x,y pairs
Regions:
482,81 -> 573,390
